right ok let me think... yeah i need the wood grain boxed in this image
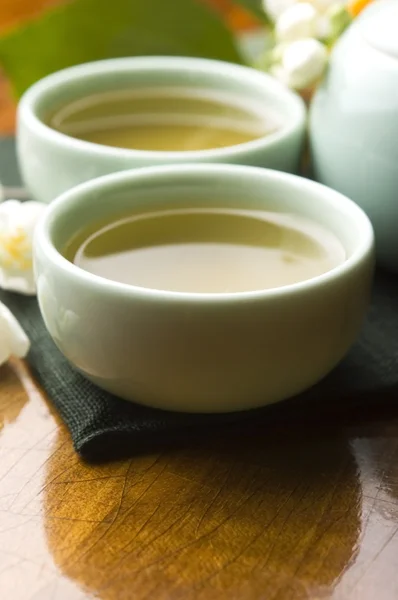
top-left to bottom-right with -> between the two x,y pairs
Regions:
1,358 -> 398,599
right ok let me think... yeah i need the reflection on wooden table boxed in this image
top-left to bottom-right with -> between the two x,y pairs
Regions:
1,358 -> 398,599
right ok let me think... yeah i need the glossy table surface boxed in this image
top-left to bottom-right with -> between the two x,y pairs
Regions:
1,9 -> 398,595
2,358 -> 398,600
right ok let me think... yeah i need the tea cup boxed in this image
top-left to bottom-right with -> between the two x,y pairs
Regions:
34,164 -> 374,412
18,56 -> 306,203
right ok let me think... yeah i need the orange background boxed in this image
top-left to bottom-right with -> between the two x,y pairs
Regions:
0,0 -> 257,133
0,0 -> 257,34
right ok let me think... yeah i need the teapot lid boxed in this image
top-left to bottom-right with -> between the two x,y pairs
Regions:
359,0 -> 398,59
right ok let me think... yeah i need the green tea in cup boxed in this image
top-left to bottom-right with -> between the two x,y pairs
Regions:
19,57 -> 306,202
63,206 -> 346,293
47,87 -> 279,152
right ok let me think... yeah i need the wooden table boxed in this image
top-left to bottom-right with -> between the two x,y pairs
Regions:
2,360 -> 398,600
1,30 -> 398,600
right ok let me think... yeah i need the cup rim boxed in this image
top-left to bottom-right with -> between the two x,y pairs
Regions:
19,56 -> 306,161
35,163 -> 375,304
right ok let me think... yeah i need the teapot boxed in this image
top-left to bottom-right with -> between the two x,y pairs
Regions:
310,0 -> 398,271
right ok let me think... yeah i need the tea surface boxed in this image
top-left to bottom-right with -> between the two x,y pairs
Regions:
64,208 -> 346,293
48,87 -> 277,151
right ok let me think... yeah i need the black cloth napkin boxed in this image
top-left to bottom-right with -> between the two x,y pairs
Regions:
2,271 -> 398,462
1,138 -> 398,463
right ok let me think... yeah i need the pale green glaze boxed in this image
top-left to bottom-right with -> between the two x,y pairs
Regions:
17,56 -> 306,203
34,164 -> 374,413
310,0 -> 398,272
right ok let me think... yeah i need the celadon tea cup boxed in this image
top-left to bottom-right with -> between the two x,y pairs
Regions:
34,164 -> 374,413
18,56 -> 306,203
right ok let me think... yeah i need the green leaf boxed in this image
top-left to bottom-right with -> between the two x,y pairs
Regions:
233,0 -> 271,24
0,0 -> 244,98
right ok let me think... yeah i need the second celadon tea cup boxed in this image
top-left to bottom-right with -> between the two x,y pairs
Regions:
17,56 -> 306,203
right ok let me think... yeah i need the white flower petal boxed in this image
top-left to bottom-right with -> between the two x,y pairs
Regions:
269,64 -> 291,87
0,200 -> 47,296
280,37 -> 328,89
0,301 -> 29,365
262,0 -> 297,21
276,3 -> 318,42
316,14 -> 332,39
0,271 -> 37,295
0,340 -> 9,367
